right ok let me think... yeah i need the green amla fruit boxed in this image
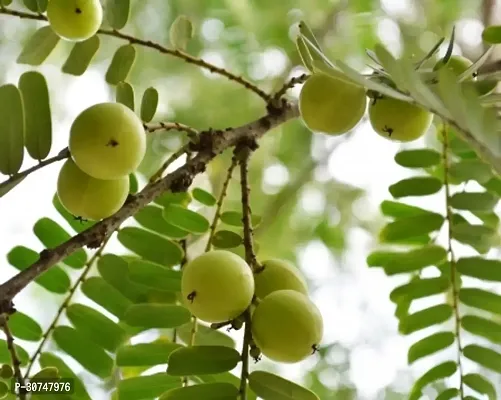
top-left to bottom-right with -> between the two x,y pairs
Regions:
434,55 -> 474,80
254,259 -> 308,299
299,73 -> 367,135
181,250 -> 254,323
251,290 -> 323,363
368,96 -> 433,142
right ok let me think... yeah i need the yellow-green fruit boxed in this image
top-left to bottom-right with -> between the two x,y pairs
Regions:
435,55 -> 474,80
299,73 -> 367,135
254,259 -> 308,299
252,290 -> 323,363
47,0 -> 103,42
69,102 -> 146,180
57,159 -> 129,220
181,250 -> 254,323
368,97 -> 433,142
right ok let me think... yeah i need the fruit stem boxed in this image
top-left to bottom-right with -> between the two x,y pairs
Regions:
239,309 -> 252,400
181,316 -> 198,387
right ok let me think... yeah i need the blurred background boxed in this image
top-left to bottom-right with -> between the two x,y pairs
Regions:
0,0 -> 499,399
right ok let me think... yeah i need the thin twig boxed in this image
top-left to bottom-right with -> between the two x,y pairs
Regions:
149,145 -> 191,183
145,122 -> 198,142
0,314 -> 25,400
272,74 -> 309,102
0,7 -> 270,102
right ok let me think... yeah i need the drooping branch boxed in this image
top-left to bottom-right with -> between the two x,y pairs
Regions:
0,104 -> 299,304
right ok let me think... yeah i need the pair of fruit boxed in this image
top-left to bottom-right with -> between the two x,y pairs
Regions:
299,55 -> 474,142
181,250 -> 323,363
57,103 -> 146,220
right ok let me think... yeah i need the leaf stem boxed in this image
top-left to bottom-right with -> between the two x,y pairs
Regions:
0,313 -> 25,400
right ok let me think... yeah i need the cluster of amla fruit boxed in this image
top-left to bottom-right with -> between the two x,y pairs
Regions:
299,55 -> 475,142
181,250 -> 323,363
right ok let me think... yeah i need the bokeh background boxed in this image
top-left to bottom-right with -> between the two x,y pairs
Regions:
0,0 -> 499,399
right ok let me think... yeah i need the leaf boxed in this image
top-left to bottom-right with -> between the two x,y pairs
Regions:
0,339 -> 28,365
449,192 -> 498,211
52,194 -> 95,233
220,211 -> 262,227
66,304 -> 127,352
160,382 -> 239,400
380,200 -> 433,218
105,45 -> 136,85
170,15 -> 194,50
167,346 -> 241,376
155,191 -> 192,208
451,222 -> 497,253
116,82 -> 135,111
407,331 -> 454,364
17,26 -> 60,66
449,159 -> 493,184
33,218 -> 87,269
123,304 -> 191,329
463,373 -> 496,400
460,287 -> 501,315
163,204 -> 210,234
0,175 -> 26,198
22,0 -> 38,11
248,370 -> 319,400
436,388 -> 460,400
106,0 -> 131,30
389,177 -> 442,198
212,230 -> 243,249
81,277 -> 132,319
463,344 -> 501,373
461,315 -> 501,344
196,373 -> 256,400
389,277 -> 450,303
192,188 -> 216,206
118,227 -> 184,266
62,36 -> 100,76
379,213 -> 444,242
409,361 -> 457,400
0,84 -> 24,175
140,87 -> 159,123
18,71 -> 52,161
482,25 -> 501,44
117,373 -> 181,400
456,257 -> 501,282
129,173 -> 138,194
134,205 -> 190,239
398,304 -> 453,335
128,259 -> 182,292
7,246 -> 70,294
177,322 -> 236,348
394,149 -> 441,168
384,245 -> 447,275
296,37 -> 313,72
116,341 -> 182,366
8,312 -> 42,342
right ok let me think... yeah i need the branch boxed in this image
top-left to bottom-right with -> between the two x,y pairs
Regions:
0,7 -> 270,102
0,104 -> 299,303
0,313 -> 26,400
145,122 -> 198,142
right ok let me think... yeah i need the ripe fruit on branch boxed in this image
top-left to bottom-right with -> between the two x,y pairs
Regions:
251,290 -> 323,363
434,55 -> 474,80
299,73 -> 367,135
181,250 -> 254,323
368,96 -> 433,142
254,259 -> 308,299
69,102 -> 146,180
57,159 -> 129,221
47,0 -> 103,42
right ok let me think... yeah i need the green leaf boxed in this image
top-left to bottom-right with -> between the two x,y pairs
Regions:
134,205 -> 190,239
116,82 -> 135,111
379,200 -> 431,218
389,277 -> 450,303
118,227 -> 184,266
196,373 -> 255,400
17,26 -> 60,66
192,188 -> 217,206
160,382 -> 239,400
53,326 -> 113,378
116,341 -> 182,366
456,257 -> 501,282
18,71 -> 52,161
394,149 -> 441,168
463,373 -> 496,400
0,340 -> 28,366
389,177 -> 442,198
170,15 -> 194,50
167,346 -> 241,376
409,361 -> 457,400
7,246 -> 70,294
66,304 -> 127,352
451,222 -> 497,253
460,288 -> 501,315
105,45 -> 136,85
128,260 -> 182,292
106,0 -> 131,30
436,388 -> 460,400
140,87 -> 159,123
81,277 -> 132,319
248,370 -> 319,400
461,315 -> 501,344
449,192 -> 498,211
463,344 -> 501,373
62,36 -> 100,76
379,213 -> 443,242
8,312 -> 42,342
211,230 -> 243,249
39,352 -> 91,400
123,304 -> 191,329
129,173 -> 138,194
449,159 -> 493,184
0,84 -> 24,175
0,175 -> 26,198
296,37 -> 313,72
22,0 -> 38,11
33,218 -> 87,269
482,25 -> 501,44
177,322 -> 235,348
117,373 -> 181,400
398,304 -> 453,335
220,211 -> 262,227
384,245 -> 447,275
163,204 -> 210,234
53,194 -> 95,233
407,332 -> 455,364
